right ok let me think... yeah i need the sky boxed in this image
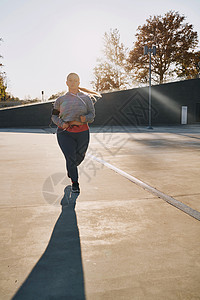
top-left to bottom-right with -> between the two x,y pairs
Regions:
1,0 -> 200,100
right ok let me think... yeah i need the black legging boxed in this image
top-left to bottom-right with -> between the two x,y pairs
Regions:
56,128 -> 90,182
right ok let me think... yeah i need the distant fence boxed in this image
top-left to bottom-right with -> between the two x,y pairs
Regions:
0,78 -> 200,128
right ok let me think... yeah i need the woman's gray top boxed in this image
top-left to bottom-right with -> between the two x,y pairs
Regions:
51,92 -> 95,128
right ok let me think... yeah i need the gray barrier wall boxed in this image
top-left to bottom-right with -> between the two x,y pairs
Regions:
93,78 -> 200,127
0,101 -> 53,127
0,78 -> 200,128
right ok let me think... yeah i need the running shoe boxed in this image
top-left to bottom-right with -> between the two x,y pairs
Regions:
72,182 -> 80,193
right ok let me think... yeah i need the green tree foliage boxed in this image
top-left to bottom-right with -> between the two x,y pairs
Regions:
0,38 -> 7,101
127,11 -> 199,84
0,38 -> 20,102
0,38 -> 3,68
0,76 -> 7,101
92,29 -> 131,92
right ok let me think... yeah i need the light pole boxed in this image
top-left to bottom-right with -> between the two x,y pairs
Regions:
41,90 -> 44,102
144,45 -> 156,129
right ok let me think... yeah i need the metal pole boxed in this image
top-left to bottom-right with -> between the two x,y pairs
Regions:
41,91 -> 44,102
148,50 -> 153,129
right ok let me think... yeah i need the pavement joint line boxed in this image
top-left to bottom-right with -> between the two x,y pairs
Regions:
173,133 -> 200,140
175,193 -> 200,197
0,197 -> 161,210
87,153 -> 200,222
0,204 -> 55,209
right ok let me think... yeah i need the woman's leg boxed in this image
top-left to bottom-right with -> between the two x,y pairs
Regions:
56,129 -> 78,182
74,130 -> 90,166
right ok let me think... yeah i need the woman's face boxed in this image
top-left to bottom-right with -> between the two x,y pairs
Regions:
66,74 -> 80,90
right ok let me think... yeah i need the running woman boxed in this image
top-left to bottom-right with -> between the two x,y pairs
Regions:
51,72 -> 101,193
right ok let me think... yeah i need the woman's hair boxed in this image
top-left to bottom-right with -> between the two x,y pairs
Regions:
67,72 -> 102,101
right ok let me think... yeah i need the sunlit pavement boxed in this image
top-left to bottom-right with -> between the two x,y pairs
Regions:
0,126 -> 200,300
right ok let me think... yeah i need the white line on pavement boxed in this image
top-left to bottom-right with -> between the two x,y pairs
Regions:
87,153 -> 200,221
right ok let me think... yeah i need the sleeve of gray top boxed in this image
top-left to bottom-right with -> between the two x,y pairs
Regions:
84,97 -> 95,123
51,98 -> 65,128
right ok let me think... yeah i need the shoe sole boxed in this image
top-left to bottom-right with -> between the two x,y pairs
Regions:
71,188 -> 80,193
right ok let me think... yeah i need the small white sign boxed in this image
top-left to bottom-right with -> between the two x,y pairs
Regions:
181,106 -> 187,124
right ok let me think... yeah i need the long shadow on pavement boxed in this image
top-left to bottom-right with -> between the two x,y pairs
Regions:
12,186 -> 86,300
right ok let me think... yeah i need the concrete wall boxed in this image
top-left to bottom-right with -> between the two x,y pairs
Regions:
0,101 -> 53,127
93,78 -> 200,127
0,78 -> 199,128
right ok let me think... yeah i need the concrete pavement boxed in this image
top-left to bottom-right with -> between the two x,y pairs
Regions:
0,126 -> 200,300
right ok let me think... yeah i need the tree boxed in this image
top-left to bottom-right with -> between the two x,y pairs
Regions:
92,59 -> 121,91
0,38 -> 7,101
48,91 -> 66,100
127,11 -> 199,84
0,38 -> 3,68
92,29 -> 131,92
176,50 -> 200,79
0,76 -> 7,101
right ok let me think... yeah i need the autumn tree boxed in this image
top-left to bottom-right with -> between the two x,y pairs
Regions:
0,38 -> 3,69
92,29 -> 131,92
176,50 -> 200,79
127,11 -> 199,84
0,38 -> 7,101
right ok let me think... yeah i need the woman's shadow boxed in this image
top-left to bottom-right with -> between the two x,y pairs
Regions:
12,186 -> 85,300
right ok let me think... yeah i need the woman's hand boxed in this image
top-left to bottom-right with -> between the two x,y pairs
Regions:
80,115 -> 86,123
66,117 -> 87,127
62,122 -> 69,129
69,120 -> 83,125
